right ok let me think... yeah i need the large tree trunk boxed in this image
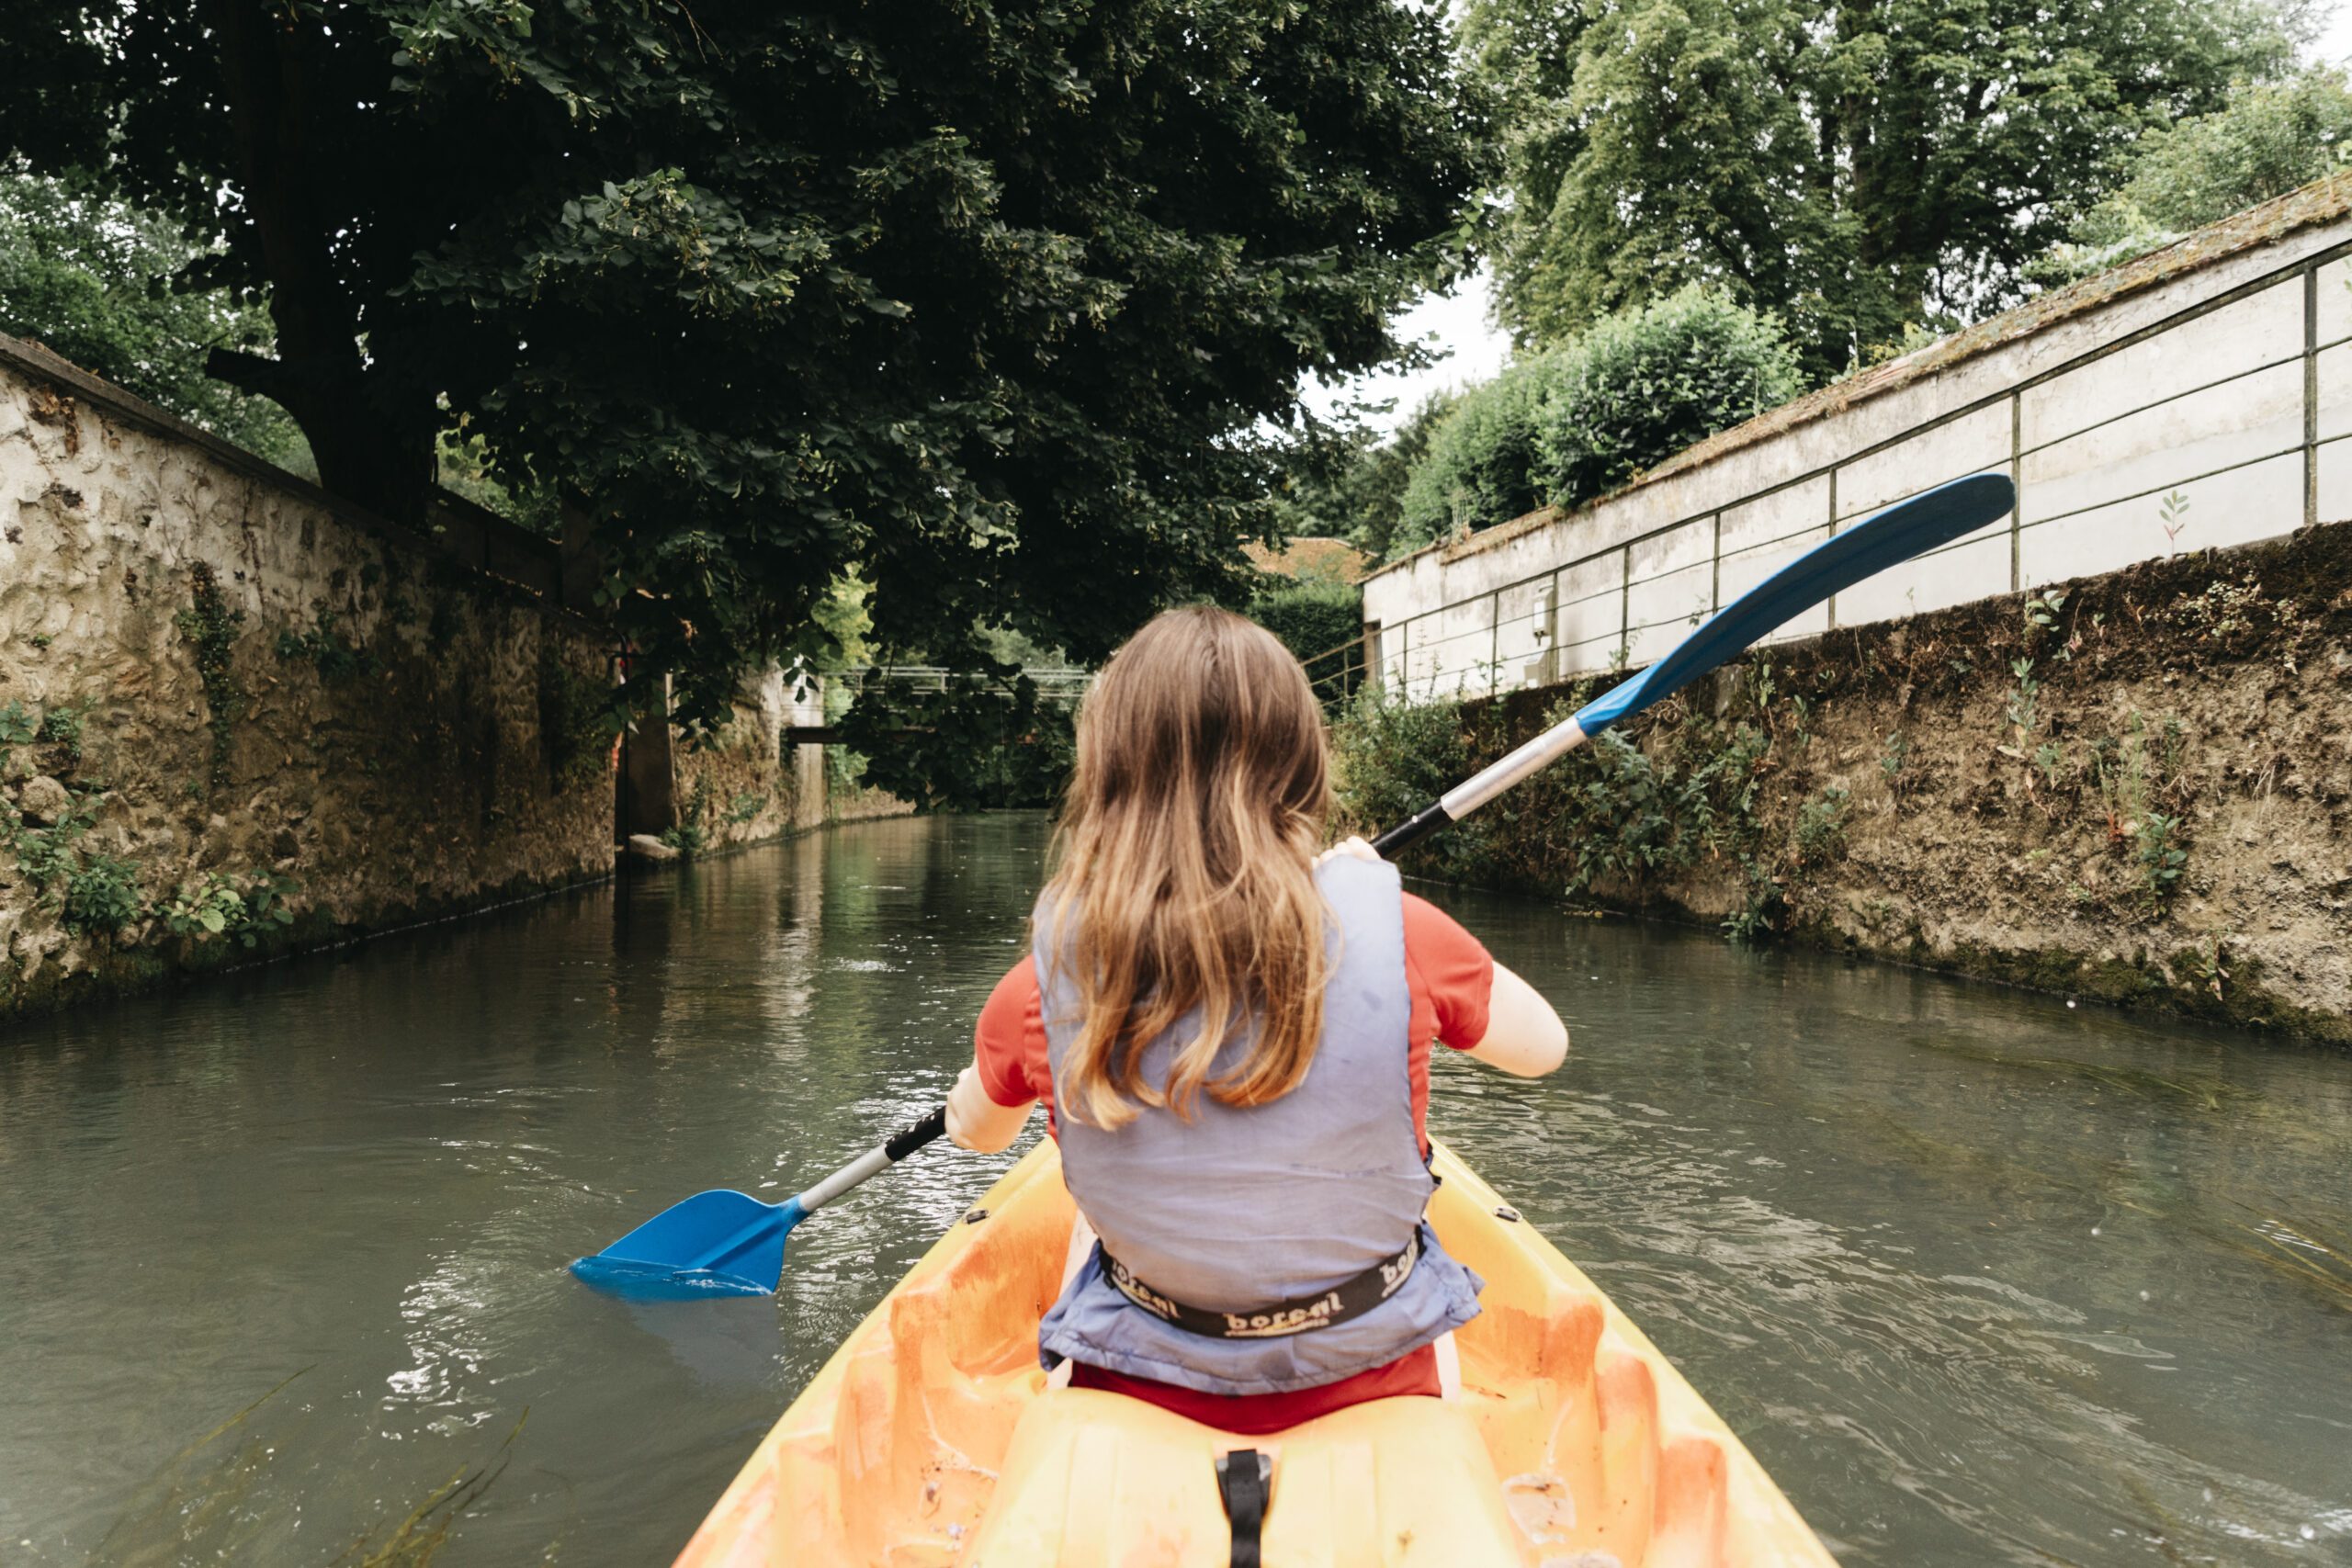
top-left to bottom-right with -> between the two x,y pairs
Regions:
207,0 -> 436,521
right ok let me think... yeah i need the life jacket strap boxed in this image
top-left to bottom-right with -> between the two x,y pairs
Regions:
1099,1232 -> 1419,1339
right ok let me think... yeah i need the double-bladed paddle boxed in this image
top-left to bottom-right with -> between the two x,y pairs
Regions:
571,470 -> 2016,1298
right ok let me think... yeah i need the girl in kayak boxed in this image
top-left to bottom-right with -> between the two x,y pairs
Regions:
944,605 -> 1567,1435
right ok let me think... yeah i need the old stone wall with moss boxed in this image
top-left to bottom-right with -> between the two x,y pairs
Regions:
0,341 -> 624,1019
1337,520 -> 2352,1044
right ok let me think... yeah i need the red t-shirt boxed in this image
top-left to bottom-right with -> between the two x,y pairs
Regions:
971,893 -> 1495,1430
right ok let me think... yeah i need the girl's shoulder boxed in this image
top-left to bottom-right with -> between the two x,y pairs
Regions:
1400,894 -> 1494,1050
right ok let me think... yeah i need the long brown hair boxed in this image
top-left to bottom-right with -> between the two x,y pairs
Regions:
1041,605 -> 1333,1130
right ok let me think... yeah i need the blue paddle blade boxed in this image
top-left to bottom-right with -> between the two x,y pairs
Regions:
1575,472 -> 2015,735
570,1190 -> 808,1300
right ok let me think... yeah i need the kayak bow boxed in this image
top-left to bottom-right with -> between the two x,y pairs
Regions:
673,1142 -> 1833,1567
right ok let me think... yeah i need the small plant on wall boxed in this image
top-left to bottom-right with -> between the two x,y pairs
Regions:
172,562 -> 245,790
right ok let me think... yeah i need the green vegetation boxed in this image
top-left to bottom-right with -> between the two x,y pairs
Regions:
1532,288 -> 1805,504
842,665 -> 1079,814
1792,788 -> 1849,867
1396,357 -> 1563,552
661,778 -> 717,857
172,563 -> 244,792
1391,288 -> 1800,554
2036,69 -> 2352,285
36,698 -> 85,761
275,609 -> 375,682
6,0 -> 1482,741
1266,395 -> 1457,561
1463,0 -> 2301,375
1331,682 -> 1781,931
655,775 -> 773,853
156,871 -> 300,949
61,852 -> 141,937
1328,549 -> 2303,956
1248,579 -> 1365,707
0,162 -> 310,470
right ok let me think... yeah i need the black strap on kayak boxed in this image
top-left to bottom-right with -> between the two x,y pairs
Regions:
1100,1230 -> 1419,1339
1216,1449 -> 1272,1568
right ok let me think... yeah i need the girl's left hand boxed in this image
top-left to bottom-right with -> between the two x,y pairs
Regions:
1316,835 -> 1382,866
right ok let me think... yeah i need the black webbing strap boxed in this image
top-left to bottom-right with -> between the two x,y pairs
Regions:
1101,1230 -> 1419,1339
1216,1449 -> 1272,1568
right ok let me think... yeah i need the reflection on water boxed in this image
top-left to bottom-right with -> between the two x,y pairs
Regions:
0,814 -> 2345,1564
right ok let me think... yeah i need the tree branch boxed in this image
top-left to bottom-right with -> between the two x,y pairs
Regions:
204,345 -> 306,411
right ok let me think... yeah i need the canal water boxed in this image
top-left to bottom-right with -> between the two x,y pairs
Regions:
3,814 -> 2346,1565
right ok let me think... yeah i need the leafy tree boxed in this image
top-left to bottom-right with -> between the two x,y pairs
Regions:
1394,354 -> 1569,555
5,1 -> 1481,732
1266,392 -> 1458,560
1464,0 -> 2305,377
1533,286 -> 1802,503
2034,68 -> 2352,285
0,164 -> 308,469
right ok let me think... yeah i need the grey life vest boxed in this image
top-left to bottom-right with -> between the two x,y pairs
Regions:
1035,856 -> 1484,1396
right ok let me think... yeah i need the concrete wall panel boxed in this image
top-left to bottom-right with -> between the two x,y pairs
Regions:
1356,212 -> 2352,697
1836,402 -> 2013,522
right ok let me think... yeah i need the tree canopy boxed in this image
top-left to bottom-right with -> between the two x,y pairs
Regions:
0,163 -> 307,469
5,1 -> 1482,725
1464,0 -> 2308,377
2035,68 -> 2352,285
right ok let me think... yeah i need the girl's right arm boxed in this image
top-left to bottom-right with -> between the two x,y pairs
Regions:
946,956 -> 1046,1152
947,1064 -> 1033,1152
1464,960 -> 1568,1077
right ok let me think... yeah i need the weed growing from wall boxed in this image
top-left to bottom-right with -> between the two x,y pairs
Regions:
155,870 -> 300,947
275,608 -> 375,682
0,699 -> 36,753
661,776 -> 714,856
173,562 -> 244,790
62,852 -> 141,936
1792,788 -> 1849,866
37,700 -> 85,763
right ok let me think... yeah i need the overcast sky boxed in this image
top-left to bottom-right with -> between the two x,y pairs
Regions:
1310,5 -> 2352,435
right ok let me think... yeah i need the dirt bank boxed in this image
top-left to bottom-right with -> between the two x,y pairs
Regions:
1337,519 -> 2352,1043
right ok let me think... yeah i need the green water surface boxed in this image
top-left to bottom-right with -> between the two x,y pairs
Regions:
2,814 -> 2346,1564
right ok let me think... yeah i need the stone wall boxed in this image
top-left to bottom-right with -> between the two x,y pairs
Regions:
0,334 -> 845,1020
1344,521 -> 2352,1044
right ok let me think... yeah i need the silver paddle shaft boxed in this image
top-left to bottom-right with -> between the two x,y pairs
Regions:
792,1145 -> 891,1213
1441,718 -> 1589,818
791,1104 -> 947,1214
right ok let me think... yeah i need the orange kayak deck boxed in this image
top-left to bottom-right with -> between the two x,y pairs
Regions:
673,1142 -> 1834,1567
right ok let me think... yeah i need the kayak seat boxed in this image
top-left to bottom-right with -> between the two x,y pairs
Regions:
959,1388 -> 1526,1567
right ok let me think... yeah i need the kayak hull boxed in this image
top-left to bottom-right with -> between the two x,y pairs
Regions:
673,1141 -> 1834,1566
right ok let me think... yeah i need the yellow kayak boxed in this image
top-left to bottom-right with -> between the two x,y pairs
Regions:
673,1142 -> 1834,1566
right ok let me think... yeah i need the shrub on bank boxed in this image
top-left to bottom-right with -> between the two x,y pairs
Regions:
1250,578 -> 1365,706
1533,287 -> 1804,505
1328,677 -> 1788,937
1388,288 -> 1802,558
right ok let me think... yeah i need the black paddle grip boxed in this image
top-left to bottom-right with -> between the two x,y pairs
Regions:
1370,801 -> 1453,858
885,1105 -> 947,1162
